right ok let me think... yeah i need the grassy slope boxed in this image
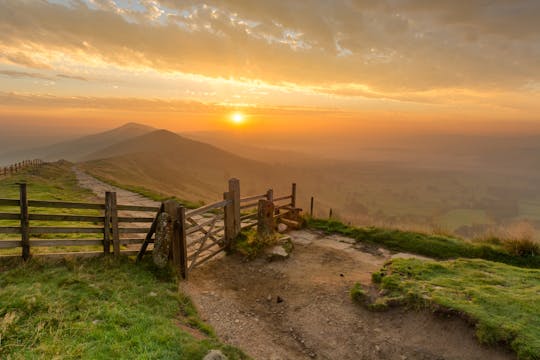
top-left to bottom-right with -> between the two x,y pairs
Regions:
373,258 -> 540,360
0,257 -> 246,359
308,218 -> 540,268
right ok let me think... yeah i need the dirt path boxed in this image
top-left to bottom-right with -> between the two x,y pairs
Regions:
73,166 -> 159,207
182,230 -> 514,360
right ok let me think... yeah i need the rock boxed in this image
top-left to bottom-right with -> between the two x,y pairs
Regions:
276,296 -> 284,303
152,212 -> 172,268
277,223 -> 288,233
266,245 -> 289,260
203,350 -> 228,360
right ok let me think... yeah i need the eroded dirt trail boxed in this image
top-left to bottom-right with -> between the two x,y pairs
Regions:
182,230 -> 513,360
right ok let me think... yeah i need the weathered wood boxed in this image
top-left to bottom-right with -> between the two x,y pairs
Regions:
266,189 -> 274,202
190,247 -> 224,268
310,196 -> 314,217
240,193 -> 267,203
273,195 -> 292,202
29,227 -> 104,234
117,217 -> 154,223
0,227 -> 21,234
187,216 -> 217,271
29,214 -> 105,222
178,205 -> 188,279
257,199 -> 275,238
0,240 -> 21,249
291,183 -> 297,208
185,199 -> 229,218
185,215 -> 224,235
118,228 -> 151,234
20,183 -> 30,261
136,203 -> 164,262
230,178 -> 241,237
0,213 -> 21,220
28,200 -> 104,210
104,192 -> 112,254
0,199 -> 20,206
116,204 -> 160,212
110,192 -> 120,257
30,239 -> 103,246
163,200 -> 181,271
240,213 -> 257,221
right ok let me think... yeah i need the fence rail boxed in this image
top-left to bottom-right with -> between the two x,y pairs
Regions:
0,184 -> 156,260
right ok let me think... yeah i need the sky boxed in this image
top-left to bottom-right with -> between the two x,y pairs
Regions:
1,0 -> 539,137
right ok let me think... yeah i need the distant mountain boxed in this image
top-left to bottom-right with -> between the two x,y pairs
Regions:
81,129 -> 293,202
0,122 -> 155,164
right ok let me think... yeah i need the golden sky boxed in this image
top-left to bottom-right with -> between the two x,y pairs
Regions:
0,0 -> 539,134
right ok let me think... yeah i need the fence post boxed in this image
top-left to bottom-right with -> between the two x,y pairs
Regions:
110,192 -> 120,257
19,183 -> 30,261
329,208 -> 333,219
229,178 -> 241,236
310,196 -> 314,217
257,199 -> 275,239
291,183 -> 297,208
104,192 -> 112,254
177,205 -> 188,280
266,189 -> 274,202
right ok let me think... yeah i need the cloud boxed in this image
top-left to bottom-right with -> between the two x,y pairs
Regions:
0,0 -> 538,100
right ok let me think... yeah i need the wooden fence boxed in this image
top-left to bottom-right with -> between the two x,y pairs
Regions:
0,159 -> 44,177
0,180 -> 299,271
0,183 -> 160,259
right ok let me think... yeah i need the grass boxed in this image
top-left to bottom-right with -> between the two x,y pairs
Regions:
307,218 -> 540,268
370,258 -> 540,360
0,256 -> 247,359
232,229 -> 279,259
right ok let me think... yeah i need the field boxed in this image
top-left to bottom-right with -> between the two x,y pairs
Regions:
0,257 -> 246,359
371,258 -> 540,360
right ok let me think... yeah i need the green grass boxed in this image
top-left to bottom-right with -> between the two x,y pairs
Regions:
0,256 -> 247,359
371,258 -> 540,360
307,218 -> 540,268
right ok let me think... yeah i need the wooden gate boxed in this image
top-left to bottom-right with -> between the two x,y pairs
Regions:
137,179 -> 299,279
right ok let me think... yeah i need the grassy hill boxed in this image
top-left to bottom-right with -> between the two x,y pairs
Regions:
81,129 -> 295,203
0,123 -> 155,164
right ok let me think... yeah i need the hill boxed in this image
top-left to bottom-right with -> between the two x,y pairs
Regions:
0,122 -> 155,164
81,130 -> 294,202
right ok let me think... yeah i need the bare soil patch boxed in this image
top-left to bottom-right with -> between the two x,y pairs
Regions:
181,230 -> 514,360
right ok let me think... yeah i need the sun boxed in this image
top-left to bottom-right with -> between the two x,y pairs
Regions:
230,112 -> 245,125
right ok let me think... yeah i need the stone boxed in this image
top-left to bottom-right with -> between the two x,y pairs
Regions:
277,223 -> 288,233
203,350 -> 228,360
152,212 -> 172,268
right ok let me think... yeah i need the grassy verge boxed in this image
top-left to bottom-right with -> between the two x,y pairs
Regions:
369,258 -> 540,360
79,169 -> 202,209
307,218 -> 540,268
0,256 -> 247,359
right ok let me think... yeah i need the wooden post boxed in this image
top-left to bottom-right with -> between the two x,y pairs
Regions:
224,191 -> 234,250
266,189 -> 274,202
329,208 -> 333,219
177,205 -> 188,280
257,199 -> 275,239
104,192 -> 112,254
310,196 -> 314,217
291,183 -> 297,208
229,178 -> 241,237
110,192 -> 120,257
164,200 -> 185,277
19,183 -> 30,261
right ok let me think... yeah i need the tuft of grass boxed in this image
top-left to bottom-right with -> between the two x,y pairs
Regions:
0,256 -> 247,359
373,258 -> 540,360
307,218 -> 540,268
232,229 -> 279,259
350,282 -> 367,303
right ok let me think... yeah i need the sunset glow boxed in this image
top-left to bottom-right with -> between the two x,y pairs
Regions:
230,112 -> 246,125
